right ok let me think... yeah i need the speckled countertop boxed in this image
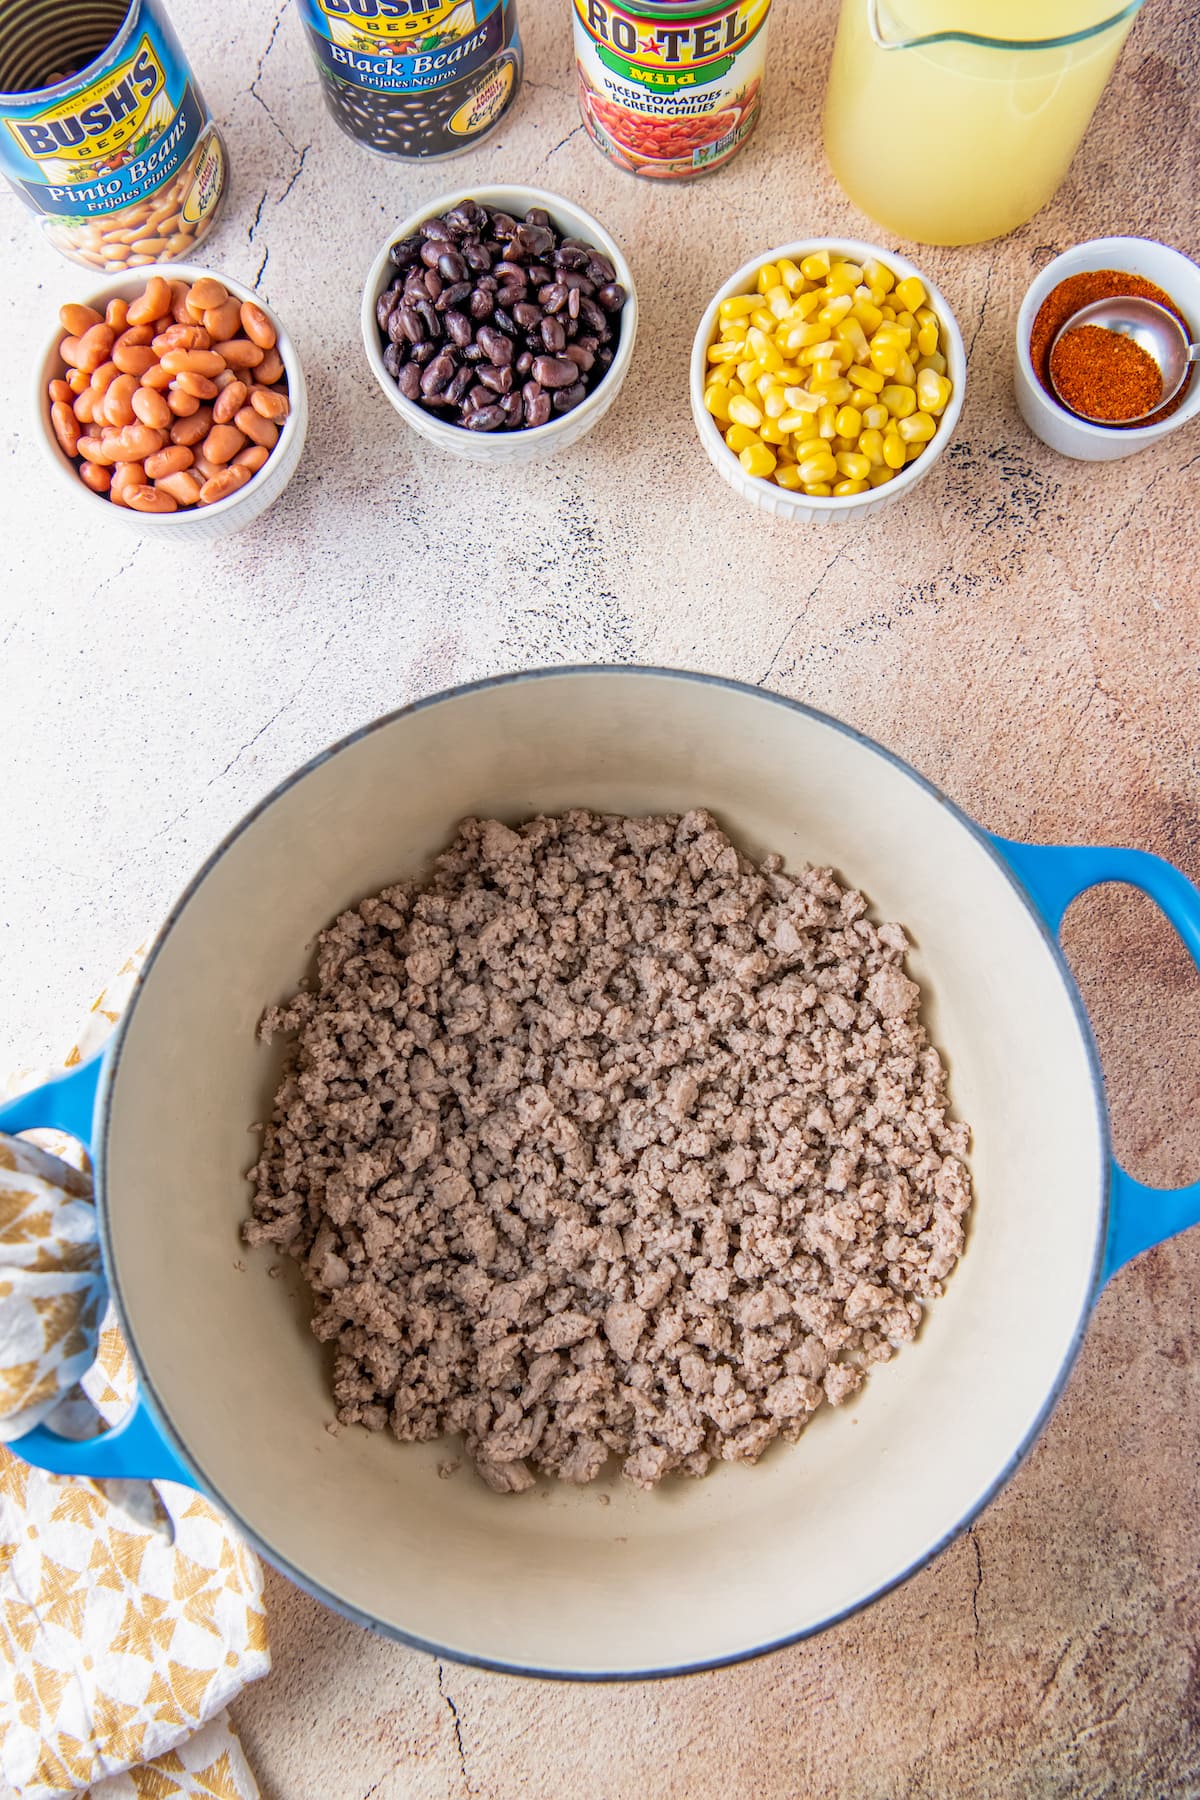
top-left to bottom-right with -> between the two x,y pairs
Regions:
2,0 -> 1198,1793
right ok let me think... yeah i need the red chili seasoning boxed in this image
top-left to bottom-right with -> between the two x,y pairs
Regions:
1030,269 -> 1189,428
1048,324 -> 1164,423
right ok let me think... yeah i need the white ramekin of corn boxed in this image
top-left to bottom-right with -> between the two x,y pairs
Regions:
690,240 -> 966,522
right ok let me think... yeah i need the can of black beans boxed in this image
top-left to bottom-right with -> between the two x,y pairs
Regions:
0,0 -> 227,269
298,0 -> 523,160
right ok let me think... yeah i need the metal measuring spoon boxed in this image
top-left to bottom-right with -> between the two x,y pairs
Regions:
1049,296 -> 1199,424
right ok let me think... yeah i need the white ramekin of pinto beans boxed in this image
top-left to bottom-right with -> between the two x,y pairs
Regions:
36,265 -> 308,542
361,185 -> 637,465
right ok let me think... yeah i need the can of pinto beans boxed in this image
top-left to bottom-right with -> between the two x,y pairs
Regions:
573,0 -> 770,180
297,0 -> 523,160
0,0 -> 227,270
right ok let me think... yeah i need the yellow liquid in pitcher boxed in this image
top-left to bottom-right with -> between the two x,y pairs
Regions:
823,0 -> 1139,245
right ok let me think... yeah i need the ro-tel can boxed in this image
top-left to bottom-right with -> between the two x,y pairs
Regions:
0,0 -> 226,271
574,0 -> 770,179
298,0 -> 523,161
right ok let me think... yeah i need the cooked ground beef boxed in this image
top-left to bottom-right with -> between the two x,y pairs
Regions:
245,810 -> 972,1492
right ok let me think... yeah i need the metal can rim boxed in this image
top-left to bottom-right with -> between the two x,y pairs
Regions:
0,0 -> 140,106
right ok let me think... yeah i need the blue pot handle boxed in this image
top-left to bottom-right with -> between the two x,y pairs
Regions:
0,1054 -> 195,1487
991,837 -> 1200,1284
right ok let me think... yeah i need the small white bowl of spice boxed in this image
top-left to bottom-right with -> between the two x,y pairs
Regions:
690,238 -> 966,524
1015,236 -> 1200,462
36,263 -> 308,541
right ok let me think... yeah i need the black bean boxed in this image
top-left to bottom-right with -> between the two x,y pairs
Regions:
438,250 -> 467,283
552,381 -> 587,413
415,299 -> 441,339
465,404 -> 505,431
397,362 -> 421,399
499,391 -> 524,427
461,342 -> 485,363
559,271 -> 595,293
411,340 -> 436,365
469,288 -> 493,320
540,315 -> 566,353
469,383 -> 494,408
566,344 -> 595,372
387,307 -> 410,345
513,302 -> 541,327
399,305 -> 423,343
525,207 -> 550,227
420,351 -> 455,396
493,306 -> 517,336
447,201 -> 484,230
376,286 -> 400,329
515,350 -> 534,376
541,283 -> 568,314
477,325 -> 512,365
494,260 -> 525,281
464,241 -> 492,272
568,287 -> 581,320
476,274 -> 498,292
420,240 -> 442,268
496,282 -> 526,309
421,218 -> 451,241
523,382 -> 551,427
532,355 -> 579,389
444,365 -> 474,405
479,362 -> 513,394
597,283 -> 626,313
383,341 -> 405,377
388,235 -> 422,267
587,254 -> 616,284
437,281 -> 472,311
444,310 -> 473,347
424,269 -> 443,301
554,247 -> 589,271
578,296 -> 608,334
597,344 -> 614,367
490,211 -> 517,237
528,263 -> 552,285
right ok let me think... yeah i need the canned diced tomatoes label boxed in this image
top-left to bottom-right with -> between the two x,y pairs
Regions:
573,0 -> 770,178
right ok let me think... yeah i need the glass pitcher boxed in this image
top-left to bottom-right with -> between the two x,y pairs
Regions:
823,0 -> 1146,246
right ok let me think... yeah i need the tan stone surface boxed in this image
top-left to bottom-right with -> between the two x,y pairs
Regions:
220,3 -> 1200,1797
1,0 -> 1197,1790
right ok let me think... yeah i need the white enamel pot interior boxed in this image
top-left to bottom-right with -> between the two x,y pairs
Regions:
97,668 -> 1106,1676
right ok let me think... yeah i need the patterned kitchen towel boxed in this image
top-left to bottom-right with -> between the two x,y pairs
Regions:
0,955 -> 270,1800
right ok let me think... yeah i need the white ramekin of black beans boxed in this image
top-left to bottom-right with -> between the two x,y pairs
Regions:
360,185 -> 637,464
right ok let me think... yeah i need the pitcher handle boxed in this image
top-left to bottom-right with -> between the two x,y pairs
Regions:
0,1057 -> 195,1486
990,837 -> 1200,1284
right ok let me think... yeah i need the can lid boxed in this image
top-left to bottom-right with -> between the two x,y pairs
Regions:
590,0 -> 751,18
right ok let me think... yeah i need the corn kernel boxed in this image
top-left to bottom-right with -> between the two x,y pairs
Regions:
894,274 -> 926,312
766,284 -> 791,314
861,403 -> 888,431
704,385 -> 732,421
707,341 -> 742,363
759,421 -> 787,445
778,408 -> 813,432
835,318 -> 871,364
751,308 -> 776,333
818,294 -> 853,327
728,394 -> 763,428
880,384 -> 917,419
845,363 -> 884,395
763,385 -> 788,419
719,295 -> 758,320
829,260 -> 863,294
917,369 -> 953,414
896,354 -> 917,386
800,250 -> 830,280
850,298 -> 884,334
774,463 -> 805,489
786,290 -> 823,321
783,321 -> 828,355
898,410 -> 937,443
782,386 -> 821,412
870,342 -> 900,378
756,263 -> 780,293
883,429 -> 906,469
917,321 -> 939,357
777,258 -> 804,292
916,351 -> 948,376
835,451 -> 871,481
835,405 -> 863,439
740,442 -> 777,478
833,478 -> 869,496
804,482 -> 833,495
905,443 -> 925,462
864,258 -> 894,293
725,423 -> 761,453
868,465 -> 896,487
796,435 -> 827,459
812,377 -> 852,405
798,452 -> 837,483
858,428 -> 885,467
817,403 -> 838,439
